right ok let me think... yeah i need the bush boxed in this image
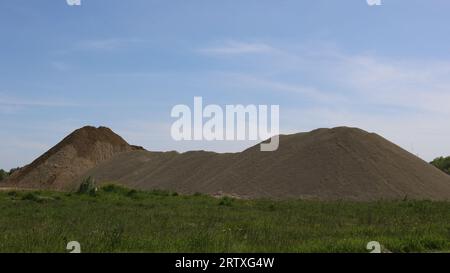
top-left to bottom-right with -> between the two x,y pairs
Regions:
77,176 -> 98,195
430,156 -> 450,175
149,189 -> 178,197
101,184 -> 140,198
0,169 -> 8,182
0,167 -> 22,182
101,184 -> 129,194
218,197 -> 234,207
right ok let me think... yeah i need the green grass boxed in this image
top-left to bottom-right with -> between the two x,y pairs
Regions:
0,185 -> 449,253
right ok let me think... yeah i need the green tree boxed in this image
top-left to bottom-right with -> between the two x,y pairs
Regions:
0,169 -> 8,182
430,156 -> 450,175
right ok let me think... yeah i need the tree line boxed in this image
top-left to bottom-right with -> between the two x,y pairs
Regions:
0,168 -> 20,182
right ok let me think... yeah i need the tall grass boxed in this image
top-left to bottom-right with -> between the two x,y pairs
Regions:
0,187 -> 448,253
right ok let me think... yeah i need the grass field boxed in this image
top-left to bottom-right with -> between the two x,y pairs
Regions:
0,185 -> 449,253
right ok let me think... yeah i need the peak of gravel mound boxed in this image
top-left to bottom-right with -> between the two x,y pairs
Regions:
7,126 -> 139,190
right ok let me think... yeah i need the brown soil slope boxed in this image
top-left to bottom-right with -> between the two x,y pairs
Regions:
79,127 -> 450,201
6,126 -> 450,200
6,126 -> 138,190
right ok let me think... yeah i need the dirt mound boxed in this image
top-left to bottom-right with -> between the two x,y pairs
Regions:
6,126 -> 450,200
6,126 -> 138,190
79,127 -> 450,201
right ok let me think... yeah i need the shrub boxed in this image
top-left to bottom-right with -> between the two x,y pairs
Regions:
101,184 -> 141,199
77,176 -> 98,195
430,156 -> 450,175
0,169 -> 8,182
149,189 -> 177,197
218,197 -> 234,207
101,184 -> 129,194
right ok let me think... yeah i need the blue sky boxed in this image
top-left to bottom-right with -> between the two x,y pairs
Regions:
1,0 -> 450,169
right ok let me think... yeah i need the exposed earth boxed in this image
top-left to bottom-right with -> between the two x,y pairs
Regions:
4,126 -> 450,201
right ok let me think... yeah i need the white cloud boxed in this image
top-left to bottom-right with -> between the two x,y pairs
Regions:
198,41 -> 450,160
77,39 -> 127,50
53,38 -> 141,55
78,37 -> 144,51
0,93 -> 79,108
332,55 -> 450,114
222,73 -> 348,104
199,40 -> 276,55
0,91 -> 121,112
208,41 -> 450,116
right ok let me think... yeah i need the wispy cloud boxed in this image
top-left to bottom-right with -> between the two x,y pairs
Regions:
199,40 -> 276,55
220,73 -> 347,104
206,41 -> 450,116
0,91 -> 129,111
76,38 -> 134,51
0,94 -> 79,108
54,38 -> 142,54
328,53 -> 450,115
197,40 -> 450,159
